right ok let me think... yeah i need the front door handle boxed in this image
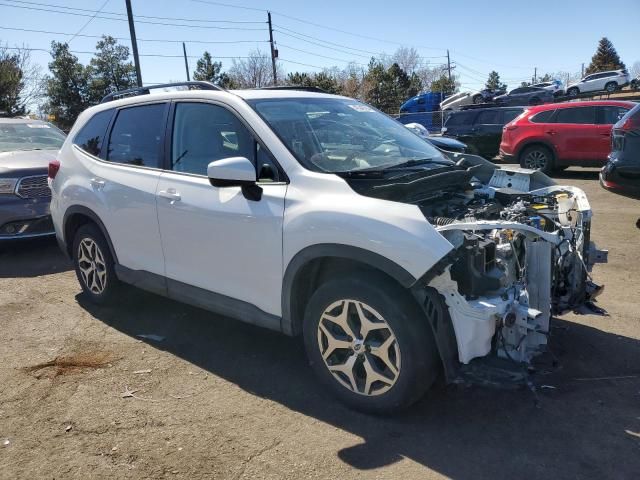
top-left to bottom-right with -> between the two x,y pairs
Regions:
545,130 -> 557,135
90,178 -> 106,190
600,132 -> 611,136
158,189 -> 181,202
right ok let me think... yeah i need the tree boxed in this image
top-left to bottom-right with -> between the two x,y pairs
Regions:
193,51 -> 233,87
585,37 -> 626,75
390,46 -> 421,75
485,70 -> 507,91
87,35 -> 136,103
45,41 -> 90,130
430,73 -> 457,96
228,49 -> 280,88
286,70 -> 342,94
0,43 -> 43,116
362,60 -> 421,113
631,61 -> 640,78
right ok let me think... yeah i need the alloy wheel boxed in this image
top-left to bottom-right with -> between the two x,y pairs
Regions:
523,150 -> 548,170
77,238 -> 107,294
317,299 -> 401,396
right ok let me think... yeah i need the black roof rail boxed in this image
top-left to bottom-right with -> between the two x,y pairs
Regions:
100,81 -> 224,103
256,86 -> 328,93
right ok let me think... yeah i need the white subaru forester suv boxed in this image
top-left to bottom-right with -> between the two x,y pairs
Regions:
50,82 -> 607,413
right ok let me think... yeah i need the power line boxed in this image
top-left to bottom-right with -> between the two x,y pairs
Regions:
2,45 -> 254,59
68,0 -> 110,43
0,25 -> 269,44
3,0 -> 265,24
0,2 -> 266,30
278,43 -> 368,67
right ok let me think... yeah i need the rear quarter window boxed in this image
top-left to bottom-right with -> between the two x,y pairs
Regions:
73,109 -> 114,156
530,110 -> 556,123
445,111 -> 476,127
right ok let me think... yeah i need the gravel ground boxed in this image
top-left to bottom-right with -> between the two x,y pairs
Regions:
0,168 -> 638,480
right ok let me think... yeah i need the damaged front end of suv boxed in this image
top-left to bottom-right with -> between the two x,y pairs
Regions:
344,154 -> 608,385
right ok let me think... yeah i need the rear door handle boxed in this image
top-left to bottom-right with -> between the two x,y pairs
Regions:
90,178 -> 105,190
545,130 -> 557,135
600,132 -> 611,136
158,189 -> 181,202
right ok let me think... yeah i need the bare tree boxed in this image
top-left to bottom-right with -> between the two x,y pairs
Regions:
631,61 -> 640,78
228,49 -> 282,88
391,47 -> 421,74
0,43 -> 44,115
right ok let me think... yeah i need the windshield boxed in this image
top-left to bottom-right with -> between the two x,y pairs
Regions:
0,122 -> 66,153
248,98 -> 445,173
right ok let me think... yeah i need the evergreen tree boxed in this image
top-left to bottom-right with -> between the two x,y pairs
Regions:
430,74 -> 457,96
0,53 -> 25,116
193,51 -> 227,85
45,41 -> 90,130
485,71 -> 507,90
585,37 -> 625,75
87,36 -> 136,103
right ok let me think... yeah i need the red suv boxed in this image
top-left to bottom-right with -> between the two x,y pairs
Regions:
499,100 -> 636,173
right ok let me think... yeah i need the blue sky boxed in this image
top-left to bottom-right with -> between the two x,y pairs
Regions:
1,0 -> 639,91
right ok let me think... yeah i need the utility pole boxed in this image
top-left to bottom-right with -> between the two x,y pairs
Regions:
125,0 -> 142,87
581,63 -> 585,78
267,12 -> 277,85
533,67 -> 537,84
447,50 -> 451,82
182,42 -> 190,81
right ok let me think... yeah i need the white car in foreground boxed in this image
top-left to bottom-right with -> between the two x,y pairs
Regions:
49,82 -> 607,413
566,69 -> 630,96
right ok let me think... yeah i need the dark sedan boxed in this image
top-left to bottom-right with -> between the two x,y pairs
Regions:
600,103 -> 640,199
0,118 -> 66,240
493,86 -> 554,107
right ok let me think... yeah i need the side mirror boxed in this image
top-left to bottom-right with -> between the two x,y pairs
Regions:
207,156 -> 262,201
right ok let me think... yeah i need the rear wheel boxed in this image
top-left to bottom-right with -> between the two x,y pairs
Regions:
520,144 -> 554,174
567,87 -> 579,97
302,274 -> 439,414
72,223 -> 120,304
605,82 -> 617,93
472,95 -> 483,104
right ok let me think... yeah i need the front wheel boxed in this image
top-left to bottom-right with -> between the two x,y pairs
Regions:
567,87 -> 579,97
520,144 -> 555,174
302,274 -> 439,414
472,95 -> 483,104
72,223 -> 120,304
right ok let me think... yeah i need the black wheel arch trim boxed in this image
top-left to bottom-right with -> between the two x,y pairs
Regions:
62,205 -> 118,263
281,244 -> 418,335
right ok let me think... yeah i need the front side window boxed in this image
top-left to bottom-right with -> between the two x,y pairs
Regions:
107,103 -> 167,168
598,106 -> 629,125
171,102 -> 279,181
73,109 -> 113,156
555,107 -> 596,124
445,111 -> 476,127
0,122 -> 66,153
475,110 -> 500,125
249,98 -> 445,173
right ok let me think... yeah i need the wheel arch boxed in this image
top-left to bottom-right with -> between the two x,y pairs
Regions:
62,206 -> 118,263
281,244 -> 416,336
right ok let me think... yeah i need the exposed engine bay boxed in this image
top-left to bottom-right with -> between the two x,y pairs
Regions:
342,154 -> 608,367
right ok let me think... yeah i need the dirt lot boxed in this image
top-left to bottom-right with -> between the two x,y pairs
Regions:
1,168 -> 638,480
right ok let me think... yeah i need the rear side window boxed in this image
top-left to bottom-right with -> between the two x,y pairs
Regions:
598,106 -> 630,125
73,109 -> 113,156
445,111 -> 476,127
555,107 -> 596,124
530,110 -> 555,123
475,110 -> 500,125
107,104 -> 167,168
503,109 -> 524,123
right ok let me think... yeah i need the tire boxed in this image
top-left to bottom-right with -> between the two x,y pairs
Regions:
472,95 -> 483,104
605,82 -> 617,93
567,87 -> 579,97
72,223 -> 120,305
519,144 -> 554,174
302,274 -> 439,414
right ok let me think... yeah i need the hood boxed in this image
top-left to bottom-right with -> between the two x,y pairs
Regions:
0,149 -> 58,176
428,136 -> 466,150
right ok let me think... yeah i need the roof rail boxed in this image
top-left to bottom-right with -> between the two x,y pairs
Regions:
256,86 -> 328,93
100,81 -> 224,103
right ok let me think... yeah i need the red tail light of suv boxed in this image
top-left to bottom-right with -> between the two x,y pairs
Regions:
499,101 -> 636,174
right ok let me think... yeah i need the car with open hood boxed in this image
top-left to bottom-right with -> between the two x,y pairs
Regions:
50,82 -> 608,413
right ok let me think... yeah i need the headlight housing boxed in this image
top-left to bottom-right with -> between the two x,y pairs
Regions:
0,178 -> 18,195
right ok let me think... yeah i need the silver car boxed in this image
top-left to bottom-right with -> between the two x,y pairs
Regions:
0,118 -> 66,240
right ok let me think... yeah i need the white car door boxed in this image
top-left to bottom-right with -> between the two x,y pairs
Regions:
156,101 -> 286,318
81,102 -> 168,276
582,74 -> 598,93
